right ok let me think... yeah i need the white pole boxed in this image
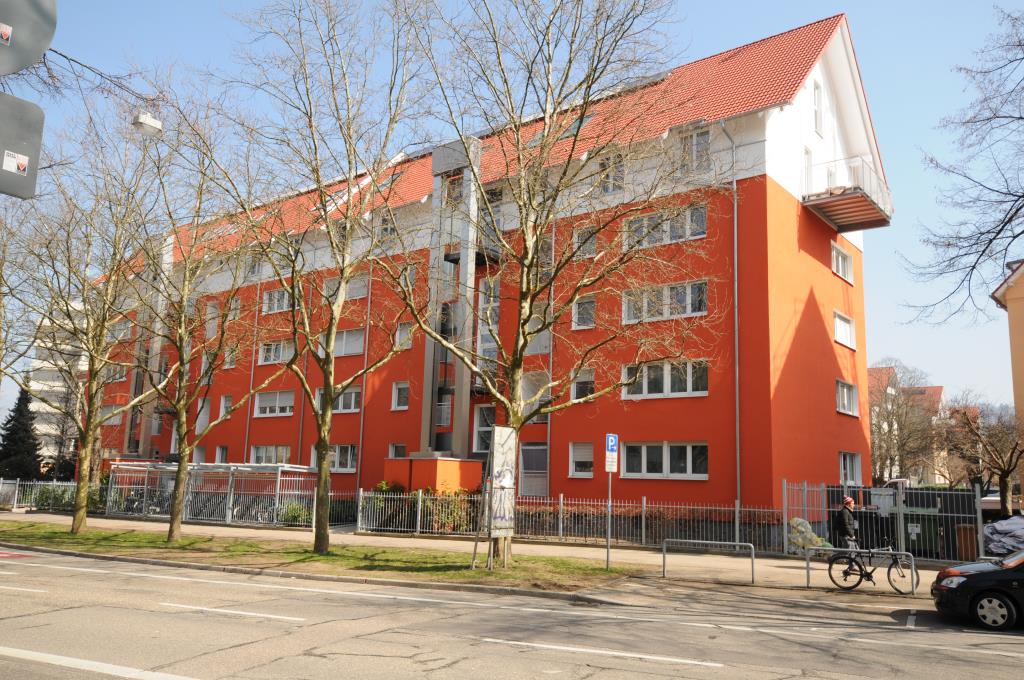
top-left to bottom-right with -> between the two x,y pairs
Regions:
605,473 -> 612,569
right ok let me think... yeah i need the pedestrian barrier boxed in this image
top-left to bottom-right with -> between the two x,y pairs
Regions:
661,539 -> 755,583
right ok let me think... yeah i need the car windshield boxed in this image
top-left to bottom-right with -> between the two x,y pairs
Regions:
998,550 -> 1024,568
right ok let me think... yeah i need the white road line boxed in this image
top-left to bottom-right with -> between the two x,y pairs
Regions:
0,570 -> 18,575
0,585 -> 46,593
159,602 -> 305,622
22,561 -> 109,573
480,638 -> 724,667
906,610 -> 917,629
0,645 -> 197,680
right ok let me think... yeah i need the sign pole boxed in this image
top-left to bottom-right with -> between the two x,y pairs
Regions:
604,433 -> 618,571
606,471 -> 612,569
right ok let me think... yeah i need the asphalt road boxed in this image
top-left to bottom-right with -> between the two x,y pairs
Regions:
0,549 -> 1020,679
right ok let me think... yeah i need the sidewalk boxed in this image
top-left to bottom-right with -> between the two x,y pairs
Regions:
0,511 -> 937,597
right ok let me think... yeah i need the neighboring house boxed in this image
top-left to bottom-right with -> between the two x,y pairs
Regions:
27,339 -> 81,472
93,14 -> 890,506
868,366 -> 945,485
992,259 -> 1024,428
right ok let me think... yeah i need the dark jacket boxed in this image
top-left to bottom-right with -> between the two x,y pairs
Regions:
837,506 -> 856,540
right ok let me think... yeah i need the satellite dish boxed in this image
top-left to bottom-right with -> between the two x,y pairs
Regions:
0,0 -> 57,77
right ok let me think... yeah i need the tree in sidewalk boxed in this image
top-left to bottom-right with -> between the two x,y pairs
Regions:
916,7 -> 1024,318
868,360 -> 942,484
943,397 -> 1023,517
0,388 -> 43,479
385,0 -> 720,565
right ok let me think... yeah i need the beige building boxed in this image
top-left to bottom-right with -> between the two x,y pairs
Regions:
992,260 -> 1024,425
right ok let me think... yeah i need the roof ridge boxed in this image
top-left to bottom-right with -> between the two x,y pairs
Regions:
670,13 -> 845,73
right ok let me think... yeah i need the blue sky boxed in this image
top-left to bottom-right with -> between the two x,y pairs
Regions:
0,1 -> 1013,414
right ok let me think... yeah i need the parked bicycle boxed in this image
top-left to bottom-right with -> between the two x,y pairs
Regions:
827,538 -> 919,594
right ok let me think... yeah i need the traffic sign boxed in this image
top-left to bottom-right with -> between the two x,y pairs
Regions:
0,91 -> 44,199
0,0 -> 57,76
604,433 -> 618,473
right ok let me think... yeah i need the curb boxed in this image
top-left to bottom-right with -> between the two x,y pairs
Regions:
0,540 -> 619,606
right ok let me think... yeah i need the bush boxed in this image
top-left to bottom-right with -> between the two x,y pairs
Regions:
278,501 -> 311,526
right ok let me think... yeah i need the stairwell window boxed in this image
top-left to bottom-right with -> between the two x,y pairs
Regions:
831,242 -> 854,283
254,390 -> 294,417
813,81 -> 823,136
436,394 -> 452,427
623,442 -> 709,479
623,361 -> 708,399
836,380 -> 859,416
680,128 -> 711,174
392,382 -> 410,410
833,311 -> 856,349
258,340 -> 294,365
573,295 -> 596,330
395,322 -> 413,350
570,442 -> 594,478
262,288 -> 292,314
599,153 -> 624,194
251,445 -> 290,465
623,281 -> 707,323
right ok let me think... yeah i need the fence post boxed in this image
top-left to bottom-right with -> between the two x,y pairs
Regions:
415,489 -> 423,534
274,467 -> 283,525
974,483 -> 985,559
558,493 -> 564,540
356,488 -> 364,532
641,496 -> 647,546
12,479 -> 19,509
782,479 -> 789,554
142,467 -> 150,517
734,498 -> 740,545
105,470 -> 115,515
225,467 -> 235,525
49,480 -> 55,511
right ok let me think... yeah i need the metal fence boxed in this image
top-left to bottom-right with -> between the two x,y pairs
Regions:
0,479 -> 104,513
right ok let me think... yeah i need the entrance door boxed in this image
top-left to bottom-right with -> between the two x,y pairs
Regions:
519,442 -> 548,497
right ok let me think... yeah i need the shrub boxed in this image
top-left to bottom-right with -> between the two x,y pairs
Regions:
278,502 -> 311,525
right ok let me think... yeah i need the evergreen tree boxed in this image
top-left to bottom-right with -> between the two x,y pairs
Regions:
0,388 -> 43,479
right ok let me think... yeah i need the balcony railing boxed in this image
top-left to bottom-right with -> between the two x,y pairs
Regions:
802,156 -> 892,232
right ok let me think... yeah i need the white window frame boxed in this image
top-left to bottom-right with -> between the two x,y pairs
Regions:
389,443 -> 408,459
377,211 -> 397,239
107,320 -> 130,343
835,380 -> 859,417
569,442 -> 594,478
680,128 -> 711,174
623,281 -> 707,324
572,295 -> 596,330
833,311 -> 856,350
621,441 -> 709,480
258,340 -> 294,365
839,451 -> 862,485
831,242 -> 854,284
436,393 -> 452,427
813,81 -> 823,136
395,322 -> 413,350
473,404 -> 496,454
251,445 -> 290,465
254,390 -> 295,418
329,328 -> 365,357
222,347 -> 237,369
219,395 -> 233,419
622,361 -> 708,400
525,307 -> 550,355
392,381 -> 410,411
346,274 -> 369,300
315,386 -> 361,414
571,368 -> 595,401
196,398 -> 210,431
215,445 -> 228,464
227,296 -> 241,320
104,364 -> 128,383
262,288 -> 292,314
573,225 -> 598,258
99,404 -> 122,426
599,153 -> 624,194
316,444 -> 356,472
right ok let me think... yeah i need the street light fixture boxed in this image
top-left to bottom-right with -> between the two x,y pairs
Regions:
132,110 -> 163,137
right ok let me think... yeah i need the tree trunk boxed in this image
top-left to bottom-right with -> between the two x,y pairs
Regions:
313,433 -> 331,555
166,418 -> 191,543
999,473 -> 1011,518
70,432 -> 94,534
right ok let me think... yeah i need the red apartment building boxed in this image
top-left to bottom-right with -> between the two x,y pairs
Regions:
96,15 -> 890,508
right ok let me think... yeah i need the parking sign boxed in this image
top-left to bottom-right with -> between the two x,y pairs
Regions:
604,433 -> 618,473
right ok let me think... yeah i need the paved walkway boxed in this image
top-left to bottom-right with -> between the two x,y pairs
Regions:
0,511 -> 937,598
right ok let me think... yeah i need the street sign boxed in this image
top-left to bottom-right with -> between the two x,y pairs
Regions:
0,91 -> 44,199
0,0 -> 57,76
604,433 -> 618,473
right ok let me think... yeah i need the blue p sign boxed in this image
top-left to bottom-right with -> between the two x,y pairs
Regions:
604,434 -> 619,473
605,434 -> 618,454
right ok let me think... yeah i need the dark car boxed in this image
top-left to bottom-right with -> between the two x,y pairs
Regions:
931,550 -> 1024,631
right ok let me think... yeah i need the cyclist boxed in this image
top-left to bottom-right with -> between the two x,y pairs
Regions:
837,495 -> 858,550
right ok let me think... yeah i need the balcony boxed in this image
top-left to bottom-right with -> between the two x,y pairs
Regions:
802,156 -> 892,232
442,233 -> 502,265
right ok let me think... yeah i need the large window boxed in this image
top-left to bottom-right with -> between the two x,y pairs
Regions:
254,390 -> 295,417
258,340 -> 294,365
599,153 -> 624,194
251,445 -> 290,465
836,380 -> 859,416
346,275 -> 369,299
680,128 -> 711,174
320,444 -> 356,472
831,242 -> 853,283
833,312 -> 855,349
262,289 -> 291,314
623,361 -> 708,399
315,386 -> 361,414
570,442 -> 594,478
840,451 -> 862,485
473,405 -> 495,454
622,442 -> 708,479
392,382 -> 410,410
573,296 -> 596,330
623,281 -> 707,323
625,207 -> 706,250
99,404 -> 122,426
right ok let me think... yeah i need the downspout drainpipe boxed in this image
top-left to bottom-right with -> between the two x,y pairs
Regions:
719,120 -> 741,539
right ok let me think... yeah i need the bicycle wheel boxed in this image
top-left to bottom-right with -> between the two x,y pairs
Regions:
828,554 -> 864,590
887,556 -> 919,595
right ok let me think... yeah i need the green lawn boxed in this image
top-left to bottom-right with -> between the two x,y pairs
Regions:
0,520 -> 636,591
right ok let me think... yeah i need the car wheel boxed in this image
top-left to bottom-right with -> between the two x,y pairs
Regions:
972,592 -> 1018,631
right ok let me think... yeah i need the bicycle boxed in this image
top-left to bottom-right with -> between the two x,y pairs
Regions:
827,538 -> 919,594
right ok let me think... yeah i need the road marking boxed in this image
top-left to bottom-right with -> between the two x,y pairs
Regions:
22,561 -> 109,573
159,602 -> 305,622
906,610 -> 916,629
0,551 -> 30,559
480,638 -> 723,667
0,570 -> 18,575
0,645 -> 197,679
0,585 -> 46,593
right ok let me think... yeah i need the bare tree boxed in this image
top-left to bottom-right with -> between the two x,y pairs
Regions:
383,0 -> 721,562
916,7 -> 1024,318
944,397 -> 1023,516
868,360 -> 941,484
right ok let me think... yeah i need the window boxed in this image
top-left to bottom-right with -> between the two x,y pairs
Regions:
839,451 -> 862,485
623,281 -> 707,323
104,364 -> 128,383
389,443 -> 407,459
251,445 -> 290,465
813,81 -> 823,136
392,382 -> 410,410
325,444 -> 357,472
572,368 -> 595,401
558,113 -> 592,141
328,328 -> 365,357
316,386 -> 361,414
680,128 -> 711,174
219,395 -> 233,419
436,394 -> 452,427
99,404 -> 122,426
569,442 -> 594,477
199,352 -> 214,385
474,405 -> 495,453
804,147 -> 813,194
481,187 -> 504,232
625,207 -> 705,249
151,415 -> 162,435
622,442 -> 708,479
262,289 -> 291,314
573,225 -> 598,258
831,242 -> 853,283
215,446 -> 228,464
346,275 -> 369,299
377,212 -> 397,239
254,390 -> 295,417
227,297 -> 241,320
521,371 -> 550,424
573,296 -> 596,330
223,348 -> 237,369
395,322 -> 413,350
196,398 -> 210,431
525,307 -> 550,355
258,340 -> 293,365
399,264 -> 417,289
193,446 -> 206,464
599,153 -> 624,194
833,312 -> 855,349
623,361 -> 708,399
836,380 -> 859,416
245,255 -> 264,280
107,320 -> 130,342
